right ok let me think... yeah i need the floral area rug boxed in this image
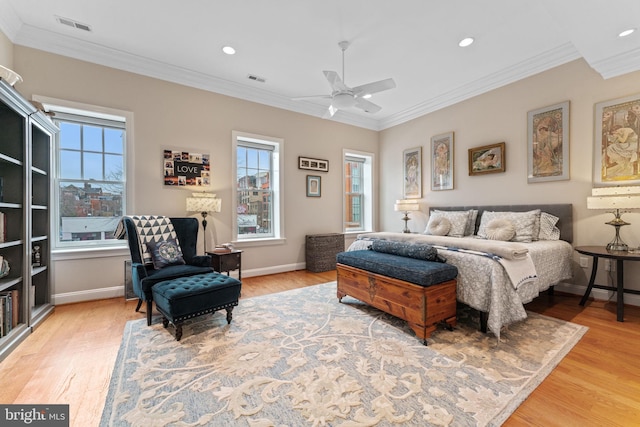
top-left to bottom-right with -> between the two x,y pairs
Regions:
100,282 -> 587,426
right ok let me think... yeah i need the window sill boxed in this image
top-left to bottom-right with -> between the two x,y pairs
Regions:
52,244 -> 129,261
231,238 -> 286,248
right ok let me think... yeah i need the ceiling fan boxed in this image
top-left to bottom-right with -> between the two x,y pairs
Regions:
293,41 -> 396,118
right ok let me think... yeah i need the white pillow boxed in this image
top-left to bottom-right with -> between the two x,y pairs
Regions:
426,216 -> 451,236
425,210 -> 470,237
430,209 -> 477,236
538,212 -> 561,240
477,210 -> 541,242
484,218 -> 516,241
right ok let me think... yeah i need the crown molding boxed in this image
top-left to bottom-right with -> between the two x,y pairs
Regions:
378,43 -> 582,130
6,22 -> 585,132
11,25 -> 382,130
589,45 -> 640,80
0,1 -> 22,39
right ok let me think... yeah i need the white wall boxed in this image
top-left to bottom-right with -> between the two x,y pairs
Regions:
11,46 -> 378,303
379,59 -> 640,304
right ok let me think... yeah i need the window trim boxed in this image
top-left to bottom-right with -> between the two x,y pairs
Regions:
33,95 -> 135,252
343,149 -> 375,234
231,131 -> 285,246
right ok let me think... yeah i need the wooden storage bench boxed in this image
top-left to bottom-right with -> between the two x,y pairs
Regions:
336,248 -> 457,345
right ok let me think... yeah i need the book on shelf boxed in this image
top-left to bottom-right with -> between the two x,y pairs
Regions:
0,211 -> 5,243
11,289 -> 19,328
0,291 -> 13,337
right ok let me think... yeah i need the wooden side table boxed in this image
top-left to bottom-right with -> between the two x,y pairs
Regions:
207,250 -> 243,280
575,245 -> 640,321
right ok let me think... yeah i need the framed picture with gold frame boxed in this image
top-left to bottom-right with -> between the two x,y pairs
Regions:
468,142 -> 505,175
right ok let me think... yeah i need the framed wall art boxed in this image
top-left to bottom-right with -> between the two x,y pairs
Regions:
431,132 -> 454,191
403,146 -> 422,198
163,149 -> 210,187
468,142 -> 505,175
306,175 -> 321,197
594,93 -> 640,185
527,101 -> 569,183
299,156 -> 329,172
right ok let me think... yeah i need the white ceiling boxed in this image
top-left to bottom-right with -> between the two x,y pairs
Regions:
1,0 -> 640,130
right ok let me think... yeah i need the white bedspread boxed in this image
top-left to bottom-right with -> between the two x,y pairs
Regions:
352,233 -> 574,338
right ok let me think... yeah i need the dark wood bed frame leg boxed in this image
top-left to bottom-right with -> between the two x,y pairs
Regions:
547,285 -> 555,296
479,311 -> 488,334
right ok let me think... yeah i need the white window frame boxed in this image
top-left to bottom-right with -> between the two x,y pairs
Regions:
232,131 -> 285,246
343,149 -> 374,234
33,95 -> 134,253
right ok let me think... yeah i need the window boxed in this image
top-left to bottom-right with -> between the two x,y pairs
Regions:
233,131 -> 283,243
48,105 -> 129,249
344,150 -> 374,232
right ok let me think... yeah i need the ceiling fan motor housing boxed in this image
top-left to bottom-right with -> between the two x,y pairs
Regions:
332,92 -> 356,108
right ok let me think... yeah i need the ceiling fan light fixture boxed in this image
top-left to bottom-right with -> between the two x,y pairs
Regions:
618,28 -> 636,38
458,37 -> 475,47
332,93 -> 356,109
362,93 -> 372,99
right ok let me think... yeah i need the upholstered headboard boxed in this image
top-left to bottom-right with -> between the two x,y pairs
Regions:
429,204 -> 573,243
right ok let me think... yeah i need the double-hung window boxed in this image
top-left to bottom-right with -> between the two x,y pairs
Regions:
344,150 -> 374,233
233,131 -> 283,243
52,110 -> 127,248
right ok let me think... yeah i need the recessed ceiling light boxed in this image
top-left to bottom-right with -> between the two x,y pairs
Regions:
222,46 -> 236,55
618,28 -> 636,38
458,37 -> 474,47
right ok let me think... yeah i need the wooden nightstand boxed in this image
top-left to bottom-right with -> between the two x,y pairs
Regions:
575,245 -> 640,322
207,250 -> 243,280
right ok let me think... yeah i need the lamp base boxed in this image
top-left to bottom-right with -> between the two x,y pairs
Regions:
402,213 -> 411,233
606,210 -> 630,252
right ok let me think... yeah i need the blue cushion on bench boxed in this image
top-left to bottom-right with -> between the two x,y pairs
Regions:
370,240 -> 444,262
337,250 -> 457,287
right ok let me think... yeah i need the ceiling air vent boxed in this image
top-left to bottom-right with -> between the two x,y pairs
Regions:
56,16 -> 92,32
247,74 -> 266,83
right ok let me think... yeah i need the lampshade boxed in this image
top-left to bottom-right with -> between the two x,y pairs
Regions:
394,199 -> 420,212
186,193 -> 221,213
587,186 -> 640,210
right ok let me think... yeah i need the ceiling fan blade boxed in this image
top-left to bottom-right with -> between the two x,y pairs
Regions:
323,70 -> 348,91
354,97 -> 382,114
352,78 -> 396,96
322,104 -> 338,119
292,94 -> 332,101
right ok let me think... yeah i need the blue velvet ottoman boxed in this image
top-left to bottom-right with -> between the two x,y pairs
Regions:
151,272 -> 242,341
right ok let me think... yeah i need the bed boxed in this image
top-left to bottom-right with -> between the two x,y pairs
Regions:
351,204 -> 574,338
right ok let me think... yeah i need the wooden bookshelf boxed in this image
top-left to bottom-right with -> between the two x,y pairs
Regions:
0,79 -> 57,361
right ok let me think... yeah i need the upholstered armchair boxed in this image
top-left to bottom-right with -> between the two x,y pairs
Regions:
119,216 -> 213,325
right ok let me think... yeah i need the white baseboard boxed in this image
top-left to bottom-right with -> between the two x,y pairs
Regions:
555,282 -> 640,307
241,262 -> 306,278
60,268 -> 640,309
53,286 -> 124,305
53,262 -> 308,305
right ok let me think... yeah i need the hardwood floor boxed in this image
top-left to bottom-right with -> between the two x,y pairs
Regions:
0,269 -> 638,426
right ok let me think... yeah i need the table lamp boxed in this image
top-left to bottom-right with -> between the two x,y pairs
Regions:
587,186 -> 640,251
394,199 -> 420,233
186,193 -> 222,253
